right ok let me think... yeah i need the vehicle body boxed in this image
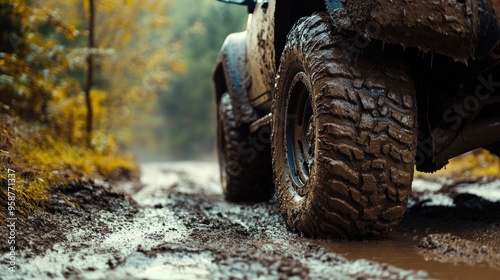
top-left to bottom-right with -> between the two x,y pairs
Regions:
213,0 -> 500,238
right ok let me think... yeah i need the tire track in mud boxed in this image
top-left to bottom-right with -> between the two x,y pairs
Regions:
2,162 -> 429,279
1,181 -> 189,279
106,162 -> 429,279
4,162 -> 500,279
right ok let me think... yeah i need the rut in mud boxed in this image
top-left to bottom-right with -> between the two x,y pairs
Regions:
1,161 -> 499,279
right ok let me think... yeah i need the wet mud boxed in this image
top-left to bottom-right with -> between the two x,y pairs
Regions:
1,162 -> 499,279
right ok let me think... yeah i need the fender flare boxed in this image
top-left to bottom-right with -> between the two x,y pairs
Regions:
322,0 -> 500,60
213,31 -> 259,126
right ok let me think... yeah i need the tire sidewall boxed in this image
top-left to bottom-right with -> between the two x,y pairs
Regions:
273,42 -> 319,235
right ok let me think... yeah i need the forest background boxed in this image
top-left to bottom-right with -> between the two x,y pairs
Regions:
1,0 -> 247,160
132,0 -> 248,161
0,0 -> 246,218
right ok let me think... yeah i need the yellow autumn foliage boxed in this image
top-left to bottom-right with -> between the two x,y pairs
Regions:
49,87 -> 111,148
0,116 -> 139,221
415,149 -> 500,180
0,0 -> 178,221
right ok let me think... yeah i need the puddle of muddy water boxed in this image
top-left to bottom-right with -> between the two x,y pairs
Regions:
310,210 -> 500,280
313,235 -> 498,279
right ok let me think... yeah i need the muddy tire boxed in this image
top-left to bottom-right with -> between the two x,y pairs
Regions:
218,93 -> 274,202
272,13 -> 418,238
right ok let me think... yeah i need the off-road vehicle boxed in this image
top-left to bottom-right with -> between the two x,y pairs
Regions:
213,0 -> 500,238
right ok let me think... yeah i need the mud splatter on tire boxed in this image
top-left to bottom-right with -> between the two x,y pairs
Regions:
272,13 -> 418,238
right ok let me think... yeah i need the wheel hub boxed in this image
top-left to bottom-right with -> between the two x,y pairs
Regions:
286,72 -> 315,194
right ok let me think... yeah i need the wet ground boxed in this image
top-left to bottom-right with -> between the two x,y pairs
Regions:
1,161 -> 500,279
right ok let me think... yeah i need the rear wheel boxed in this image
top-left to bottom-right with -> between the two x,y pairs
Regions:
218,93 -> 274,202
272,13 -> 418,238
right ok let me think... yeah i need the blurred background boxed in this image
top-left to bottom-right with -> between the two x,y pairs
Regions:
1,0 -> 498,221
129,0 -> 248,161
2,0 -> 499,169
1,0 -> 247,162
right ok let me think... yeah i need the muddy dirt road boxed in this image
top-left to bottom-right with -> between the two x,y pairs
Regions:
2,161 -> 500,279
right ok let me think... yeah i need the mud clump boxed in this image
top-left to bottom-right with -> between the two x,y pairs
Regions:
0,179 -> 138,256
418,233 -> 500,269
48,180 -> 138,215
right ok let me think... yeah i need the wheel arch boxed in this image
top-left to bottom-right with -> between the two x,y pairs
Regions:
274,0 -> 327,69
212,31 -> 259,126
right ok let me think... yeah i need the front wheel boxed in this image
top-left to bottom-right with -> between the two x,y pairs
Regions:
272,13 -> 418,238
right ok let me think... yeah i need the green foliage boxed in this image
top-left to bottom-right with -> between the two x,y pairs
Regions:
0,0 -> 248,163
151,0 -> 248,159
1,0 -> 183,150
89,0 -> 183,147
0,0 -> 179,219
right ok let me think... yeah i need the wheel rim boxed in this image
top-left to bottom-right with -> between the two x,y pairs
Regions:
285,72 -> 315,195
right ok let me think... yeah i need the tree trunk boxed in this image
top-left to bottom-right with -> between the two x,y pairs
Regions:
85,0 -> 95,147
